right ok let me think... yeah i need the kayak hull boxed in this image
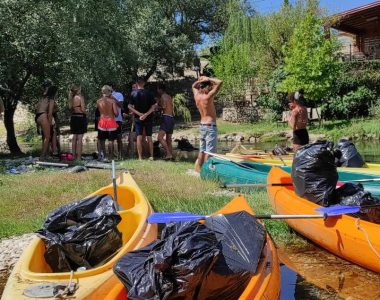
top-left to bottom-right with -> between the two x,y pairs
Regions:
267,167 -> 380,273
226,152 -> 380,175
1,172 -> 158,300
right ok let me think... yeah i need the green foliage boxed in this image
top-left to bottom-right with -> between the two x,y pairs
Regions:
323,86 -> 376,119
172,93 -> 192,123
321,62 -> 380,119
369,98 -> 380,119
278,3 -> 342,103
211,7 -> 257,100
211,1 -> 306,105
256,66 -> 287,119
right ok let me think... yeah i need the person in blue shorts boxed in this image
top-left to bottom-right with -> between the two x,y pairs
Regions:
128,77 -> 156,160
192,76 -> 223,172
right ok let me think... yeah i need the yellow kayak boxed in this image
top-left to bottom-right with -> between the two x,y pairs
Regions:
226,152 -> 380,175
1,172 -> 158,300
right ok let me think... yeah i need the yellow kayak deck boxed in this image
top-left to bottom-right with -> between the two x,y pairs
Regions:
1,172 -> 158,300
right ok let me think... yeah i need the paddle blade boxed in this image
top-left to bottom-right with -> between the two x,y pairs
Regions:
315,205 -> 360,216
148,212 -> 205,223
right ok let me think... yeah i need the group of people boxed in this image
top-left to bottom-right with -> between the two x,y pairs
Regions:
19,74 -> 306,166
34,77 -> 176,161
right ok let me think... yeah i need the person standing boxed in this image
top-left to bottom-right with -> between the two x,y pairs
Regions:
97,85 -> 119,160
128,77 -> 156,160
192,76 -> 223,172
157,84 -> 174,160
35,85 -> 58,160
68,84 -> 87,160
288,92 -> 309,151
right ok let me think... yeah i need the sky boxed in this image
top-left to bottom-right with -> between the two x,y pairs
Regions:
250,0 -> 377,15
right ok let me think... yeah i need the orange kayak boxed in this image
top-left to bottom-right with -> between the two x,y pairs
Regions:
267,167 -> 380,273
104,195 -> 281,300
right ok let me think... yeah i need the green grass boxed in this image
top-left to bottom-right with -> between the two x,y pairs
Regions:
0,159 -> 301,246
312,118 -> 380,141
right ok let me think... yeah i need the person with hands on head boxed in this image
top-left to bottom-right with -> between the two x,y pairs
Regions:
128,77 -> 156,160
192,75 -> 223,172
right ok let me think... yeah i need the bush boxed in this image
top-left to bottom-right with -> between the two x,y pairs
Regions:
323,86 -> 376,119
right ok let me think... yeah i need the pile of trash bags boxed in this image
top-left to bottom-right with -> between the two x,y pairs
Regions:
114,211 -> 266,300
335,139 -> 365,167
292,140 -> 380,222
37,194 -> 122,272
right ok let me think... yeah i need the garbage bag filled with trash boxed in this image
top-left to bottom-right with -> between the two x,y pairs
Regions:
114,211 -> 266,300
37,194 -> 122,272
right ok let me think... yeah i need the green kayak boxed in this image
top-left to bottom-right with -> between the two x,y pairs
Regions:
201,157 -> 380,196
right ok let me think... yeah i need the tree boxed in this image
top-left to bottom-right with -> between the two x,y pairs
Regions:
210,1 -> 306,103
0,0 -> 236,154
278,1 -> 341,104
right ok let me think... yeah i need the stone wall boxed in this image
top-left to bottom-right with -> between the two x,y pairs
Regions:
222,106 -> 260,123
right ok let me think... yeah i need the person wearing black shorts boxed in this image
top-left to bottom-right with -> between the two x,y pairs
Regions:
288,91 -> 309,151
128,77 -> 156,160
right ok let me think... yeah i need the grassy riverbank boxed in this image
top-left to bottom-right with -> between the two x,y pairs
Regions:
0,159 -> 300,245
217,118 -> 380,142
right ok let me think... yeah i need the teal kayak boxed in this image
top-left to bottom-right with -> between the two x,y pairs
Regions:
200,157 -> 270,185
201,158 -> 380,196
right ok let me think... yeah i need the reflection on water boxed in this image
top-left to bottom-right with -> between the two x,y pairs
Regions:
279,244 -> 380,300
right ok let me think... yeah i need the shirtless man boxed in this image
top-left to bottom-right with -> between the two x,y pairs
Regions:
288,92 -> 309,151
96,85 -> 119,160
192,76 -> 223,172
157,84 -> 174,160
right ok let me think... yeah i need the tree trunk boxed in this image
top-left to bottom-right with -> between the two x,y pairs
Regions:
4,104 -> 22,154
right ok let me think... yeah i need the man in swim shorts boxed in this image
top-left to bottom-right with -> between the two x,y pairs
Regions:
288,91 -> 309,151
96,85 -> 119,160
192,76 -> 223,172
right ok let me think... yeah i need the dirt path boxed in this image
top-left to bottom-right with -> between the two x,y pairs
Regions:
0,233 -> 35,297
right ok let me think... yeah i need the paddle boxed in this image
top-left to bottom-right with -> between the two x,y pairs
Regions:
112,160 -> 120,210
148,212 -> 330,224
203,151 -> 256,170
223,182 -> 293,188
148,203 -> 380,224
316,203 -> 380,215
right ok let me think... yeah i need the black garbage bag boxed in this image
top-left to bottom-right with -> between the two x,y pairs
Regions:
335,139 -> 365,167
334,183 -> 380,223
292,141 -> 338,206
37,194 -> 122,272
114,211 -> 266,300
198,211 -> 266,299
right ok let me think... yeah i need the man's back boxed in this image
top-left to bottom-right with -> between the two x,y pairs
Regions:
97,97 -> 117,118
130,89 -> 155,119
194,92 -> 216,124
